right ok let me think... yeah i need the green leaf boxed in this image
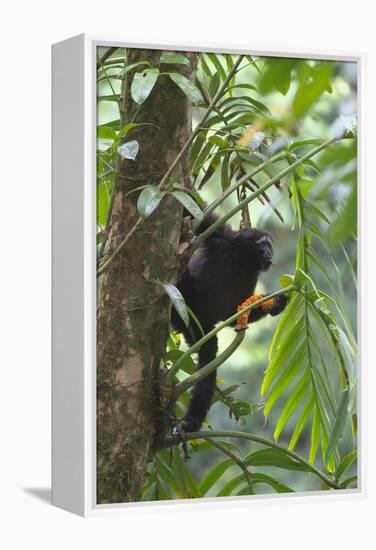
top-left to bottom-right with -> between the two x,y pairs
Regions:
258,58 -> 298,95
198,459 -> 233,496
171,190 -> 203,219
264,344 -> 306,416
209,71 -> 221,97
155,455 -> 185,498
274,369 -> 310,441
336,449 -> 357,480
160,53 -> 189,65
230,399 -> 255,417
340,475 -> 357,488
171,447 -> 200,497
289,139 -> 323,151
97,119 -> 121,131
288,392 -> 314,450
193,141 -> 216,176
131,68 -> 159,104
97,94 -> 119,103
222,384 -> 241,397
153,479 -> 171,500
208,135 -> 227,148
217,473 -> 246,497
249,473 -> 294,493
165,350 -> 195,374
306,202 -> 331,224
169,72 -> 204,105
324,389 -> 350,465
336,327 -> 357,414
309,404 -> 320,464
137,185 -> 164,218
118,122 -> 159,138
97,126 -> 117,141
268,292 -> 303,358
159,283 -> 189,328
226,83 -> 257,93
293,61 -> 333,118
221,153 -> 231,191
262,316 -> 305,396
190,132 -> 206,166
206,53 -> 226,81
117,60 -> 151,76
200,54 -> 213,79
279,274 -> 294,288
245,448 -> 311,472
97,183 -> 110,226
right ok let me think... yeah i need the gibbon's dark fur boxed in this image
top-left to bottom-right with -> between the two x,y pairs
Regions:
171,213 -> 287,432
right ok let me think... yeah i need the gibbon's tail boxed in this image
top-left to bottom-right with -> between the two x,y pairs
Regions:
182,332 -> 218,432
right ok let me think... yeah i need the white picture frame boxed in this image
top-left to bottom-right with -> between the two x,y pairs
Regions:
52,34 -> 366,517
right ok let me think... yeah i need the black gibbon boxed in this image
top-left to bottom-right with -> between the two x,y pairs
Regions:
171,213 -> 287,432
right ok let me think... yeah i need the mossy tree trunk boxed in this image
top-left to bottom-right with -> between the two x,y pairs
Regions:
97,49 -> 196,504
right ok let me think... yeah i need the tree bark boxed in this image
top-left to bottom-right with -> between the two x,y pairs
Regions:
97,49 -> 196,504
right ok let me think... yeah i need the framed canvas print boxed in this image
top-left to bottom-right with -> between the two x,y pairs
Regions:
52,35 -> 363,516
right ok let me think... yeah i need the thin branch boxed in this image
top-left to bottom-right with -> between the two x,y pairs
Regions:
97,54 -> 117,97
191,137 -> 341,253
215,385 -> 240,421
242,173 -> 285,223
166,286 -> 295,382
97,218 -> 143,277
162,430 -> 341,490
207,438 -> 254,494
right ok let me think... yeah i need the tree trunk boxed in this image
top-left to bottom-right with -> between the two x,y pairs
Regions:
97,49 -> 196,504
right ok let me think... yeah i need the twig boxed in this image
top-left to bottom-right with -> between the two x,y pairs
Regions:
243,178 -> 285,223
215,385 -> 240,421
97,218 -> 143,277
207,438 -> 254,494
162,430 -> 341,490
97,54 -> 117,97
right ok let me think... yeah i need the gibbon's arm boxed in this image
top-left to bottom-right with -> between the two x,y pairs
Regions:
235,293 -> 287,332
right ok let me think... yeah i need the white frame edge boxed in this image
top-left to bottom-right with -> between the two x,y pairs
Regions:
51,33 -> 366,517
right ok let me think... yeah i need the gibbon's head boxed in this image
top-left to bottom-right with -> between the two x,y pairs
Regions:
236,228 -> 274,272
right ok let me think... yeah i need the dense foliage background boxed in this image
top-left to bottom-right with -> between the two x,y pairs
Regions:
97,48 -> 357,499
